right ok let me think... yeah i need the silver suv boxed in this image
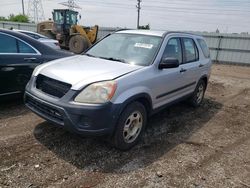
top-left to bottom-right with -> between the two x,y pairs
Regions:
25,30 -> 212,150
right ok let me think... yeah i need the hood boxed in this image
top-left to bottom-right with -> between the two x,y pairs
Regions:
34,55 -> 142,90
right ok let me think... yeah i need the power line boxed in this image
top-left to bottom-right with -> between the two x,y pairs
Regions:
143,5 -> 250,13
74,0 -> 250,14
142,7 -> 250,16
59,0 -> 81,10
1,0 -> 249,25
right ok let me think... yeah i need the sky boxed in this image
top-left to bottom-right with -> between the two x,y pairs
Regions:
0,0 -> 250,33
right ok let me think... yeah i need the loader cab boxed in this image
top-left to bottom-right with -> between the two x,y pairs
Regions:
52,9 -> 78,33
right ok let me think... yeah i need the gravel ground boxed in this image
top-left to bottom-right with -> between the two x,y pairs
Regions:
0,64 -> 250,188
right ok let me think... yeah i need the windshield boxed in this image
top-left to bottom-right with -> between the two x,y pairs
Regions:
53,11 -> 64,24
53,10 -> 77,25
66,11 -> 77,25
85,33 -> 162,66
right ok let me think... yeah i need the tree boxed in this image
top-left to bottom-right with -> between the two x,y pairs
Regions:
0,14 -> 29,23
0,16 -> 8,21
9,14 -> 29,23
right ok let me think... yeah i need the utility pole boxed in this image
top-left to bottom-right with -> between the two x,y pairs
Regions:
136,0 -> 142,29
59,0 -> 81,10
27,0 -> 45,23
22,0 -> 25,15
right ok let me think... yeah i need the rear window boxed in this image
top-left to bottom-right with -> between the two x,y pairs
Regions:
18,40 -> 37,54
197,39 -> 210,58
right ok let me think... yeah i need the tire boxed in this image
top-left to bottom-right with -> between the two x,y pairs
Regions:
69,35 -> 89,54
189,79 -> 206,107
112,102 -> 147,151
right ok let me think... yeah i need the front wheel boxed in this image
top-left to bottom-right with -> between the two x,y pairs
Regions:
69,35 -> 89,54
112,102 -> 147,151
189,80 -> 206,107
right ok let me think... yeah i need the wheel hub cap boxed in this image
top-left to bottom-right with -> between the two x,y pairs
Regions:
197,84 -> 204,103
123,111 -> 143,143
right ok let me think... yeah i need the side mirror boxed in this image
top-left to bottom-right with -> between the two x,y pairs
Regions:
159,57 -> 179,69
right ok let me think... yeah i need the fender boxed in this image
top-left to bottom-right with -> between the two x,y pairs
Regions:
199,75 -> 208,88
116,93 -> 153,117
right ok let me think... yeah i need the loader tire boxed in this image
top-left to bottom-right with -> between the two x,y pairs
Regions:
69,35 -> 89,54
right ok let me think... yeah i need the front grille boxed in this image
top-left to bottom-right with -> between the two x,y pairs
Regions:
36,74 -> 71,98
26,95 -> 64,124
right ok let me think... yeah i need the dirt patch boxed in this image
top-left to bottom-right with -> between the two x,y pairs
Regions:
0,64 -> 250,187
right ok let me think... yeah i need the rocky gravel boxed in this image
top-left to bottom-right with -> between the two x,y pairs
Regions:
0,64 -> 250,188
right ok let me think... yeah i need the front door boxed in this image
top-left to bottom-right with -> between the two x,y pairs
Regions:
153,37 -> 186,109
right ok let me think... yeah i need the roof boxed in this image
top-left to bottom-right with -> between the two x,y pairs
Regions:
0,28 -> 39,41
13,29 -> 35,34
53,9 -> 78,13
13,29 -> 47,38
117,29 -> 203,38
0,28 -> 69,56
117,30 -> 166,37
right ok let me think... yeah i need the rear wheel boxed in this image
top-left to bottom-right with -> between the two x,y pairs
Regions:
112,102 -> 147,151
189,80 -> 206,107
69,35 -> 89,54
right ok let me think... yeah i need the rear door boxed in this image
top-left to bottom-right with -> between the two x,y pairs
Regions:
0,33 -> 42,96
196,38 -> 212,75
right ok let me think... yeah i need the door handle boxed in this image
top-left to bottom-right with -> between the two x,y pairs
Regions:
180,68 -> 187,73
199,64 -> 204,67
24,57 -> 37,61
1,67 -> 15,72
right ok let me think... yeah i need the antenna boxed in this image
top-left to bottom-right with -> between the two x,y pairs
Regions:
59,0 -> 81,10
27,0 -> 45,23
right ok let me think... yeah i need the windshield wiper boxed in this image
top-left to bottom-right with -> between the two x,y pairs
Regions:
85,54 -> 127,63
84,53 -> 96,57
101,57 -> 127,63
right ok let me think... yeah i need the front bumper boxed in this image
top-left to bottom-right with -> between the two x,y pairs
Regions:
24,81 -> 121,136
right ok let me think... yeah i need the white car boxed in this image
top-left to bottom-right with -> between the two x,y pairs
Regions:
14,29 -> 60,50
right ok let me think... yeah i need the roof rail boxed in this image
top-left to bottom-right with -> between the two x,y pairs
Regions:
164,31 -> 203,37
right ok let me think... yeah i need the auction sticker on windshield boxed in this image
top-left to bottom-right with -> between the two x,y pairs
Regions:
134,43 -> 154,49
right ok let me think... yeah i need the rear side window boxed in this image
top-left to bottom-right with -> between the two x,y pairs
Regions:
18,40 -> 36,54
0,33 -> 18,53
183,38 -> 199,63
197,39 -> 210,58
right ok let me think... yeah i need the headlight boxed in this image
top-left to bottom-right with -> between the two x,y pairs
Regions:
74,81 -> 117,104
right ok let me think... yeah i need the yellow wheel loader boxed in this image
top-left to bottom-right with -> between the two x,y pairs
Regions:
37,9 -> 98,54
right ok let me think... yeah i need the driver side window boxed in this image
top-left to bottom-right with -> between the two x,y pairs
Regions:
162,38 -> 182,64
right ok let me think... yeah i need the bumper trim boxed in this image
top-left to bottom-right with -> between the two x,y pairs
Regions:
24,91 -> 120,136
25,92 -> 65,126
